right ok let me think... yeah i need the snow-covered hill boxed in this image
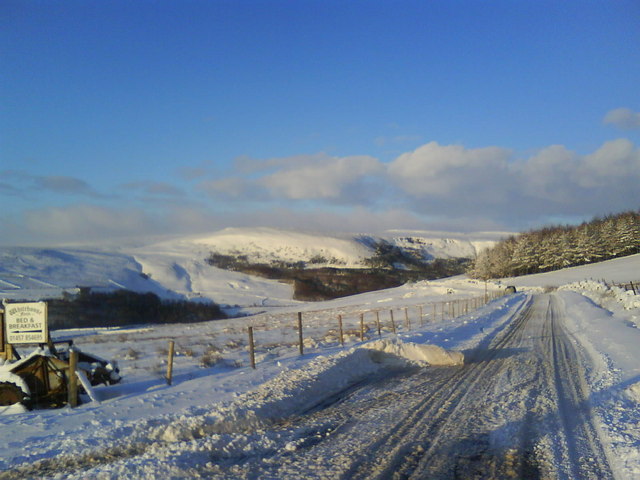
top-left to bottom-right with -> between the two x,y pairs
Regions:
503,252 -> 640,287
0,228 -> 501,311
161,227 -> 500,265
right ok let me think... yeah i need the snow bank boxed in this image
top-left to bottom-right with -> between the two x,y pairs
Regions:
0,403 -> 28,416
153,347 -> 388,443
153,339 -> 462,443
559,280 -> 640,310
363,338 -> 464,366
0,371 -> 30,398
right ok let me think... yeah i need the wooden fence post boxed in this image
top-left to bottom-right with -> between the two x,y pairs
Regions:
375,311 -> 381,337
0,309 -> 5,360
630,281 -> 637,295
166,340 -> 175,385
248,326 -> 256,369
390,310 -> 397,334
404,308 -> 410,330
419,305 -> 424,327
68,348 -> 78,408
360,313 -> 365,341
338,314 -> 344,346
432,303 -> 436,323
298,312 -> 304,356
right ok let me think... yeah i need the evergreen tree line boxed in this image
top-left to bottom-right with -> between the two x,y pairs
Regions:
469,210 -> 640,279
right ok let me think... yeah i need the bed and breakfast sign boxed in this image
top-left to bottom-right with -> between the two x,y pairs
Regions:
2,301 -> 48,344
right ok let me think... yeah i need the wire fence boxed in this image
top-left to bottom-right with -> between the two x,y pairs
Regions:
240,290 -> 506,369
609,281 -> 638,295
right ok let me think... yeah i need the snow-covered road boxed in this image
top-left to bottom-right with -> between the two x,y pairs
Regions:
218,293 -> 614,479
2,292 -> 627,479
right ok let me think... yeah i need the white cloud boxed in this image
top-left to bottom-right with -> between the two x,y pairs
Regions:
577,138 -> 640,187
0,203 -> 441,245
23,205 -> 158,241
4,204 -> 227,245
195,139 -> 640,234
197,153 -> 385,204
258,154 -> 384,201
513,144 -> 579,203
387,141 -> 513,200
603,107 -> 640,130
3,138 -> 639,246
387,139 -> 640,222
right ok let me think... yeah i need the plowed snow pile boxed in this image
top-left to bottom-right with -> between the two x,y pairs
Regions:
156,339 -> 462,443
364,338 -> 464,366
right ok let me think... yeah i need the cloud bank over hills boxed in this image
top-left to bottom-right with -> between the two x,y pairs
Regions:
3,135 -> 638,246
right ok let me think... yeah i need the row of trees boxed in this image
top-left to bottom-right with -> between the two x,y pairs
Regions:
470,210 -> 640,279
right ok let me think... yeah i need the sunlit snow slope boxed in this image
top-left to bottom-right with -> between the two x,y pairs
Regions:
0,228 -> 500,310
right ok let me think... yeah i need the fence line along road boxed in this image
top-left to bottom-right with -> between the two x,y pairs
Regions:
244,290 -> 506,369
610,280 -> 638,295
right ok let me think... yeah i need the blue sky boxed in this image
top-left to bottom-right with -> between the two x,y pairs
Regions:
2,0 -> 639,245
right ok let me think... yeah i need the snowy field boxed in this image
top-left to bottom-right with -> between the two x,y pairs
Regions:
0,252 -> 639,478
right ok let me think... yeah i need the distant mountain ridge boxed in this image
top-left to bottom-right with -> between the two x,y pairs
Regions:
179,227 -> 502,268
0,228 -> 502,310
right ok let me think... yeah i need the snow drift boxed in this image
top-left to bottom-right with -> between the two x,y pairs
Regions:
364,338 -> 464,366
155,339 -> 463,443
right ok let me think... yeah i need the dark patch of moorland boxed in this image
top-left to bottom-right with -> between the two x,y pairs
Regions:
45,288 -> 226,330
206,243 -> 471,301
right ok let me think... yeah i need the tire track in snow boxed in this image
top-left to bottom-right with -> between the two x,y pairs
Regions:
230,294 -> 614,480
541,294 -> 614,479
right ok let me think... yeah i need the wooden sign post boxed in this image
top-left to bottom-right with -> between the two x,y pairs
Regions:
0,307 -> 5,360
166,340 -> 175,385
68,349 -> 79,408
248,327 -> 256,369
